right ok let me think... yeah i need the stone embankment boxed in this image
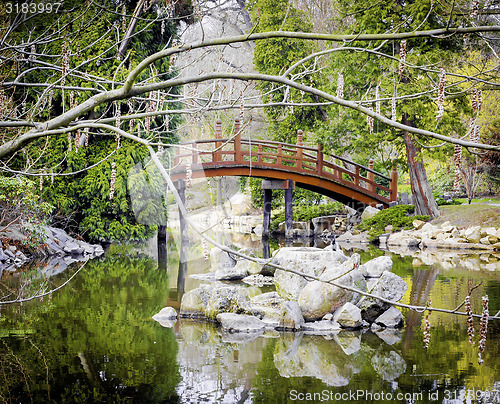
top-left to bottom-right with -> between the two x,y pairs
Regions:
153,247 -> 407,335
381,221 -> 500,251
0,224 -> 104,276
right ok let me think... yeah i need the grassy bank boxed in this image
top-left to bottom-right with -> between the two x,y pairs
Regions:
431,203 -> 500,228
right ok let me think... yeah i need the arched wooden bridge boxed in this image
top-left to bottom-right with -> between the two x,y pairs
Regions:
171,118 -> 398,209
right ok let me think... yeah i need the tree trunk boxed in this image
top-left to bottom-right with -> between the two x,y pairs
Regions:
403,115 -> 440,218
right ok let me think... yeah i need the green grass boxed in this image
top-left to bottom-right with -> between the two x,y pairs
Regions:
454,197 -> 500,205
432,204 -> 500,228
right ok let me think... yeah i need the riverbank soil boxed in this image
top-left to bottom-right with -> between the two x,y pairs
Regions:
431,203 -> 500,228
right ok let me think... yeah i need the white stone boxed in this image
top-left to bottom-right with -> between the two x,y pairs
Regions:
216,313 -> 266,332
374,307 -> 404,328
298,256 -> 366,321
152,307 -> 178,328
333,302 -> 363,328
361,206 -> 380,221
357,271 -> 408,322
360,255 -> 393,278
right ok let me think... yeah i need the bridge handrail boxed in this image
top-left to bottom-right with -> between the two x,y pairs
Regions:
178,138 -> 391,182
174,121 -> 398,205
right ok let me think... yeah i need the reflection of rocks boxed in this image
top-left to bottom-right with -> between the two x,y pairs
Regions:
371,350 -> 407,381
375,329 -> 402,345
176,319 -> 407,391
334,331 -> 362,355
407,250 -> 500,272
273,333 -> 366,387
179,319 -> 220,345
0,225 -> 104,275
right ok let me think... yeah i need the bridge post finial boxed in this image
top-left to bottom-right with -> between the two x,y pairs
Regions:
297,129 -> 303,146
216,119 -> 222,138
234,117 -> 242,164
390,160 -> 398,202
367,159 -> 375,192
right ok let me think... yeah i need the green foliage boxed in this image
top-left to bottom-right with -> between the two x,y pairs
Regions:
356,205 -> 430,241
270,201 -> 345,230
248,177 -> 324,209
0,175 -> 53,247
436,198 -> 461,206
248,0 -> 326,142
480,120 -> 500,194
0,1 -> 186,242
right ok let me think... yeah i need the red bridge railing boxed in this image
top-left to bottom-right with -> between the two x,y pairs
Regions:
173,118 -> 398,204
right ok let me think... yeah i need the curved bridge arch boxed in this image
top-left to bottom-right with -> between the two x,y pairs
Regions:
170,125 -> 398,209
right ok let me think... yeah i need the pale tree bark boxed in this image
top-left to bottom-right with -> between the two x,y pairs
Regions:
403,114 -> 440,218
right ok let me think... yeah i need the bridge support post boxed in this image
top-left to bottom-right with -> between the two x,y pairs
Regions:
175,178 -> 189,263
262,188 -> 272,239
285,179 -> 294,239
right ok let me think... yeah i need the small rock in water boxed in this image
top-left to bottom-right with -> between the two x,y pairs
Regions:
152,307 -> 178,328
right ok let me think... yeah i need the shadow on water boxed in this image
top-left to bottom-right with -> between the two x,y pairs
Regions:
0,233 -> 499,402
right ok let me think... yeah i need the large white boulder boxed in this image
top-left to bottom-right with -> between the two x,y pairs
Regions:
297,255 -> 366,321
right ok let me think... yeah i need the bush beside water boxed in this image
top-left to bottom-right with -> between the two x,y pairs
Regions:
270,201 -> 345,230
356,205 -> 430,241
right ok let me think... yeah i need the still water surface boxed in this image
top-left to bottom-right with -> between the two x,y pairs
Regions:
0,236 -> 499,403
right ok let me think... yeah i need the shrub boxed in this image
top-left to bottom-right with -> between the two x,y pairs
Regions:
270,201 -> 345,230
0,175 -> 54,248
356,205 -> 430,241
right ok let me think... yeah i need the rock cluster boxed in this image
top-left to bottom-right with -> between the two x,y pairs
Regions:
384,221 -> 500,251
158,247 -> 407,334
0,225 -> 104,276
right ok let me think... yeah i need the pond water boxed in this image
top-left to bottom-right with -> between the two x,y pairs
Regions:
0,234 -> 499,403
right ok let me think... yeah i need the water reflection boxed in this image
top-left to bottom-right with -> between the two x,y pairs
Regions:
0,235 -> 499,402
